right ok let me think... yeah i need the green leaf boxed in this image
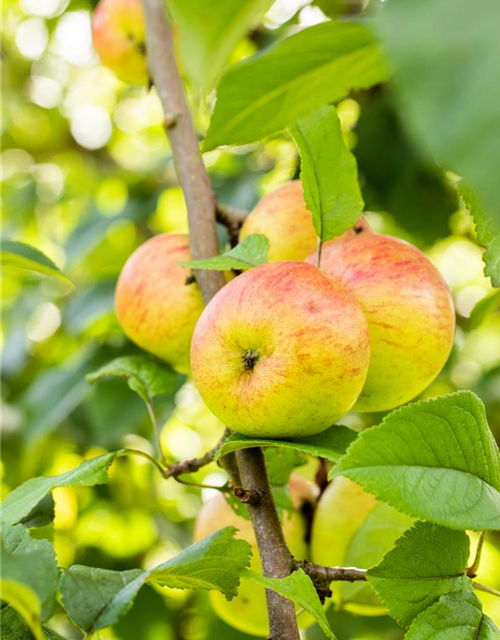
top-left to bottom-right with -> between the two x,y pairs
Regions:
215,425 -> 357,465
170,0 -> 273,89
367,521 -> 472,628
264,448 -> 307,487
19,494 -> 55,529
290,105 -> 364,242
244,569 -> 336,639
60,528 -> 252,632
203,21 -> 389,150
60,567 -> 144,632
332,391 -> 500,530
0,605 -> 68,640
340,503 -> 413,609
86,355 -> 177,403
375,0 -> 500,224
459,183 -> 500,287
469,290 -> 500,330
178,234 -> 269,271
1,526 -> 59,621
405,590 -> 500,640
1,240 -> 70,282
1,452 -> 119,527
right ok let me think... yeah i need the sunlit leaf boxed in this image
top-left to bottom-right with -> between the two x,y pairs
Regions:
204,21 -> 389,150
1,240 -> 69,282
178,234 -> 269,271
332,391 -> 500,530
290,105 -> 363,242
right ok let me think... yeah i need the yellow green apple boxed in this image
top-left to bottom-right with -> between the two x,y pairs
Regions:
194,474 -> 318,636
115,233 -> 204,374
239,181 -> 317,261
92,0 -> 148,85
311,476 -> 413,615
309,234 -> 455,412
190,261 -> 371,438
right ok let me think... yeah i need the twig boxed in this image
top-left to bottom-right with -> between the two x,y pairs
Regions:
234,485 -> 263,505
472,581 -> 500,598
141,5 -> 301,637
164,429 -> 230,478
466,531 -> 485,577
175,477 -> 229,491
293,559 -> 367,603
216,202 -> 248,247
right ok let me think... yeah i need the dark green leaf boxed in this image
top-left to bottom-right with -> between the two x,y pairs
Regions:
86,355 -> 177,403
0,605 -> 68,640
178,234 -> 269,271
18,494 -> 55,529
376,0 -> 500,223
203,21 -> 389,150
60,528 -> 252,632
290,105 -> 363,242
332,391 -> 500,530
264,448 -> 307,487
459,183 -> 500,287
1,240 -> 69,282
1,452 -> 119,527
367,521 -> 472,627
170,0 -> 273,89
405,590 -> 500,640
243,569 -> 336,639
215,425 -> 356,464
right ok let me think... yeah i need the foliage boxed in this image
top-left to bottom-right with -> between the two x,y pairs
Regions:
178,234 -> 270,270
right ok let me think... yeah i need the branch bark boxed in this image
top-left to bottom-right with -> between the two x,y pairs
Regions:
141,3 -> 300,638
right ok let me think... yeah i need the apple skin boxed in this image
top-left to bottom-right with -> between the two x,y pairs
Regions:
92,0 -> 148,85
115,233 -> 204,374
311,477 -> 412,615
308,234 -> 455,412
239,181 -> 317,261
194,474 -> 318,636
190,261 -> 371,438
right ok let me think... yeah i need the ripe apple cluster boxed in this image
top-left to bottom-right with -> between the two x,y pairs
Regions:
116,180 -> 455,438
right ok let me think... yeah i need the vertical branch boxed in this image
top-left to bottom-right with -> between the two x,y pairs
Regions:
141,2 -> 300,638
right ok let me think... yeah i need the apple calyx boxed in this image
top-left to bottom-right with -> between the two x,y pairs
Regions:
243,349 -> 260,371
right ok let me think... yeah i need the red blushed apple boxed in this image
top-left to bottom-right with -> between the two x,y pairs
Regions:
115,233 -> 204,374
190,261 -> 371,438
92,0 -> 148,85
308,234 -> 455,412
194,474 -> 318,636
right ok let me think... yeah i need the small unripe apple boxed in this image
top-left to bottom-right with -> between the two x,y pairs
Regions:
92,0 -> 148,85
239,181 -> 317,261
311,476 -> 413,615
115,233 -> 204,374
308,234 -> 455,412
194,475 -> 318,636
190,261 -> 371,438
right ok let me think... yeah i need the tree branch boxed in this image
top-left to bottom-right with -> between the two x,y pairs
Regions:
164,429 -> 230,478
293,559 -> 367,603
142,4 -> 300,638
216,202 -> 248,247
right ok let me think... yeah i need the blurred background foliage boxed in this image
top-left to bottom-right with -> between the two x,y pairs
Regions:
1,0 -> 499,638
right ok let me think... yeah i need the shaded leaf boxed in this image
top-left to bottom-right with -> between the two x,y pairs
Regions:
375,0 -> 500,223
170,0 -> 273,89
203,21 -> 389,150
367,521 -> 472,627
290,105 -> 363,242
178,234 -> 269,271
332,391 -> 500,530
0,605 -> 67,640
469,290 -> 500,330
405,590 -> 500,640
244,569 -> 336,639
86,355 -> 177,403
1,452 -> 118,527
19,494 -> 55,529
216,425 -> 356,464
60,528 -> 252,632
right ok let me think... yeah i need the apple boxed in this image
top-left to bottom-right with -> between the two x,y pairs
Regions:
115,233 -> 204,374
92,0 -> 148,85
190,261 -> 371,438
194,474 -> 318,636
308,234 -> 455,412
311,476 -> 413,615
239,181 -> 316,261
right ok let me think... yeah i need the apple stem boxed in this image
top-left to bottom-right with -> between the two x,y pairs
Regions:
141,3 -> 301,637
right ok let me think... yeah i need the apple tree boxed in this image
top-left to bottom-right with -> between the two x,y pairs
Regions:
1,0 -> 500,639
